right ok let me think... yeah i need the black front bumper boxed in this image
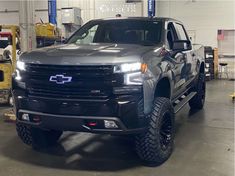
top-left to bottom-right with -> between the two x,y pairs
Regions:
13,88 -> 147,134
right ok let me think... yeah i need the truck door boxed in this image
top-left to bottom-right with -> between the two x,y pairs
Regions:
166,22 -> 188,98
173,23 -> 195,85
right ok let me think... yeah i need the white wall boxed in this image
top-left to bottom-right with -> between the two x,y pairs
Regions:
94,0 -> 143,18
0,1 -> 20,24
0,0 -> 234,47
156,0 -> 235,48
0,0 -> 146,36
0,0 -> 49,24
0,0 -> 145,36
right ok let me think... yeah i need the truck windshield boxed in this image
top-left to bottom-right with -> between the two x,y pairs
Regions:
68,20 -> 163,46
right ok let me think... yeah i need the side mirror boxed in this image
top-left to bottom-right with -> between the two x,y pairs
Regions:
172,40 -> 192,51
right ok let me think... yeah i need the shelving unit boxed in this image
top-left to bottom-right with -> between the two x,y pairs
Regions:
204,46 -> 215,81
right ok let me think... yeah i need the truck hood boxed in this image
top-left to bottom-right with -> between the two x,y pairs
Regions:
20,43 -> 158,65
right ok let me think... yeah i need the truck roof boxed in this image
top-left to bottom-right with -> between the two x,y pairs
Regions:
91,17 -> 182,23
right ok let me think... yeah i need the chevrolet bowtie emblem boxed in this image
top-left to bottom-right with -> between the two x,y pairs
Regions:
49,75 -> 72,84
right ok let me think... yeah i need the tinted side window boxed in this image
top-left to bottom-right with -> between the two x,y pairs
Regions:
174,23 -> 187,40
167,23 -> 176,49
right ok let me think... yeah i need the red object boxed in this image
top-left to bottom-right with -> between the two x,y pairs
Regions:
160,47 -> 168,56
0,32 -> 12,37
88,122 -> 97,127
32,116 -> 41,123
217,30 -> 224,40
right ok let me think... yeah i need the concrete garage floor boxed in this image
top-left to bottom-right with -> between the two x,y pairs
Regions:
0,80 -> 234,176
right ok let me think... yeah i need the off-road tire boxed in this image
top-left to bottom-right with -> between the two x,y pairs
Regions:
16,122 -> 62,149
135,97 -> 175,166
189,73 -> 206,109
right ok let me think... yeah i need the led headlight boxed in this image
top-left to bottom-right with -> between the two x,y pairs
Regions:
14,61 -> 26,88
114,62 -> 141,73
14,69 -> 26,88
114,62 -> 147,85
15,69 -> 22,81
114,62 -> 148,73
16,61 -> 26,71
124,72 -> 143,85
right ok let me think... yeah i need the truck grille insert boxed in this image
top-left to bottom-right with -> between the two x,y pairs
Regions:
24,64 -> 123,99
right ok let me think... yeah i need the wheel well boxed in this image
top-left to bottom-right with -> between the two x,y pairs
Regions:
200,62 -> 205,74
154,78 -> 171,98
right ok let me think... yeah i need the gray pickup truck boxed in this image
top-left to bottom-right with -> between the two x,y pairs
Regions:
12,17 -> 205,166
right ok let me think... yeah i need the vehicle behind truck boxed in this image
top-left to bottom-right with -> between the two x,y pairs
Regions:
12,17 -> 205,166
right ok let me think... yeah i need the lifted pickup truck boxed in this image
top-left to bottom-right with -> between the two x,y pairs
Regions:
12,17 -> 205,166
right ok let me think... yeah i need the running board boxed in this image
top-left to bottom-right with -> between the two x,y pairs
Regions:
173,92 -> 197,114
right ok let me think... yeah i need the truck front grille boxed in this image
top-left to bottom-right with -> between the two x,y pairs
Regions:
23,64 -> 123,99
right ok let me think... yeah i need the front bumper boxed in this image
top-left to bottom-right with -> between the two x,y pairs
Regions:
13,87 -> 147,134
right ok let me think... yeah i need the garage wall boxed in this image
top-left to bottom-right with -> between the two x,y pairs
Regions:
0,0 -> 146,36
156,0 -> 235,48
1,0 -> 234,47
0,1 -> 145,27
0,1 -> 20,25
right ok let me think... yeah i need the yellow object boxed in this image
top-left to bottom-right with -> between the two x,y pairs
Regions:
3,109 -> 16,122
0,62 -> 12,90
0,61 -> 12,103
35,23 -> 56,38
0,25 -> 19,104
230,93 -> 235,99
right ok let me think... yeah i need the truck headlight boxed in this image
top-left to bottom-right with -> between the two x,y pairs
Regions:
114,62 -> 147,73
14,69 -> 26,88
114,62 -> 142,73
114,62 -> 147,85
15,69 -> 22,81
16,61 -> 26,71
14,61 -> 26,89
124,72 -> 143,85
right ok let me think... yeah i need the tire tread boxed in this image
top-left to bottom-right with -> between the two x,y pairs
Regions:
135,97 -> 174,166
